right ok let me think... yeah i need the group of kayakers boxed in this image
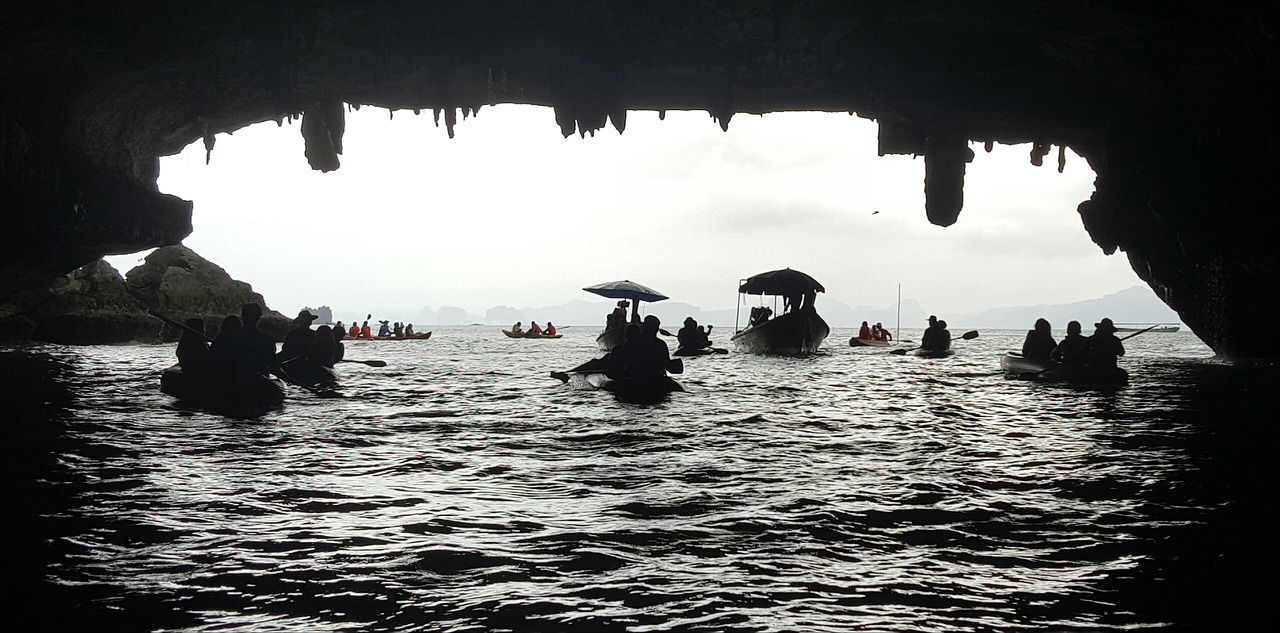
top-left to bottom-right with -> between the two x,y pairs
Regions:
511,321 -> 557,336
676,317 -> 713,352
176,303 -> 337,386
920,315 -> 952,352
342,320 -> 417,339
1021,317 -> 1125,368
855,321 -> 894,342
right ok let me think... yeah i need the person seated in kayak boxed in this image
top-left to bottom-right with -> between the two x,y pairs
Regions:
230,303 -> 290,381
281,310 -> 319,361
330,326 -> 346,366
544,322 -> 557,336
209,315 -> 242,373
404,323 -> 415,336
936,320 -> 952,350
1021,318 -> 1058,360
511,321 -> 523,335
1081,318 -> 1125,368
858,321 -> 872,340
677,317 -> 702,350
176,317 -> 211,377
877,323 -> 893,342
360,321 -> 373,339
607,301 -> 629,329
529,321 -> 542,336
308,325 -> 335,367
920,315 -> 943,351
377,320 -> 392,337
1051,320 -> 1087,363
349,322 -> 360,338
609,316 -> 671,381
698,325 -> 713,346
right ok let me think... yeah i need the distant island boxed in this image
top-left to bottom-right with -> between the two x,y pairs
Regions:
319,286 -> 1183,331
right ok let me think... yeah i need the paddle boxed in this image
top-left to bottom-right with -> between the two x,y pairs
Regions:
149,309 -> 212,342
338,359 -> 387,367
1119,323 -> 1164,341
891,330 -> 979,355
551,355 -> 684,382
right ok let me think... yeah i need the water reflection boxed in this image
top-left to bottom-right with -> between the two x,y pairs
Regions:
9,329 -> 1279,630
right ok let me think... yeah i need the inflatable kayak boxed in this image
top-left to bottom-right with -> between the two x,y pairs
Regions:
160,364 -> 286,412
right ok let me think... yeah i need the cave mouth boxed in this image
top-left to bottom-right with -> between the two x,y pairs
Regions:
103,105 -> 1146,324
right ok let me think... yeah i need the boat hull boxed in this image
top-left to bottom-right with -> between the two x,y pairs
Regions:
1001,352 -> 1129,385
601,374 -> 684,403
160,364 -> 286,413
349,332 -> 432,341
849,337 -> 890,347
279,357 -> 340,387
730,308 -> 829,355
913,348 -> 955,358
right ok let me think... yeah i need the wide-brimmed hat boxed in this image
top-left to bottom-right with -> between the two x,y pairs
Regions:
294,310 -> 318,323
1095,317 -> 1117,333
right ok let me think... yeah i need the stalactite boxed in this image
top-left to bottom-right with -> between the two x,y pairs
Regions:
984,140 -> 994,152
433,109 -> 441,127
445,107 -> 457,138
1057,145 -> 1067,173
658,110 -> 666,121
202,121 -> 215,165
1030,142 -> 1051,166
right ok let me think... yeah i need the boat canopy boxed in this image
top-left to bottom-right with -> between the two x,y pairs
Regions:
582,280 -> 669,303
738,268 -> 825,296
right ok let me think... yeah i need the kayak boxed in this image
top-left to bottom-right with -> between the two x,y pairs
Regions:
1000,352 -> 1054,377
502,330 -> 563,339
914,348 -> 955,358
849,337 -> 891,347
348,332 -> 432,341
673,346 -> 728,357
160,364 -> 286,412
279,356 -> 340,387
1001,352 -> 1129,386
600,374 -> 684,403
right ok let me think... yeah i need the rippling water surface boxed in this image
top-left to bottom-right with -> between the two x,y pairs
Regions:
11,326 -> 1280,631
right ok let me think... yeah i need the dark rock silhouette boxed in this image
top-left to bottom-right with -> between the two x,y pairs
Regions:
124,246 -> 290,341
0,260 -> 156,344
1,3 -> 1276,356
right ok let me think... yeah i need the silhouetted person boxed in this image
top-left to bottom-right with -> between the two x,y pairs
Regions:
1051,320 -> 1087,363
393,322 -> 404,337
1081,317 -> 1125,368
1021,318 -> 1058,360
176,317 -> 210,377
609,316 -> 671,380
232,303 -> 286,380
937,320 -> 952,350
677,317 -> 703,350
545,322 -> 557,336
858,321 -> 872,340
921,315 -> 942,351
331,326 -> 346,365
802,289 -> 817,310
209,315 -> 242,374
876,323 -> 892,342
282,310 -> 318,360
309,325 -> 335,367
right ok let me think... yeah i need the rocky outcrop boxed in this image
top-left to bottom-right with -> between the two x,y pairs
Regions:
0,260 -> 156,345
124,246 -> 290,341
2,2 -> 1278,357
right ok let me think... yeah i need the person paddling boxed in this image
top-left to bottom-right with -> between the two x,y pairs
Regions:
176,317 -> 211,377
230,303 -> 290,382
360,321 -> 373,339
608,316 -> 671,381
1021,318 -> 1057,360
282,310 -> 319,360
1051,321 -> 1087,363
545,322 -> 557,336
1081,317 -> 1125,368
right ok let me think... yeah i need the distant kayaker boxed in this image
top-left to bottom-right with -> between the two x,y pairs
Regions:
360,321 -> 372,339
677,317 -> 703,350
1021,318 -> 1058,360
377,320 -> 392,337
1051,320 -> 1087,363
873,323 -> 892,342
176,317 -> 211,377
511,321 -> 523,335
921,315 -> 943,351
936,320 -> 952,350
349,322 -> 360,338
545,322 -> 557,336
608,301 -> 629,329
393,322 -> 404,337
529,321 -> 543,336
404,323 -> 415,336
858,321 -> 872,340
1081,318 -> 1125,368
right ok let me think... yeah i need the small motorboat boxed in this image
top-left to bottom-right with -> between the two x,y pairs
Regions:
730,268 -> 829,355
160,364 -> 286,413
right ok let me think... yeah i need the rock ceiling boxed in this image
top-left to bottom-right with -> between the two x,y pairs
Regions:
2,1 -> 1277,357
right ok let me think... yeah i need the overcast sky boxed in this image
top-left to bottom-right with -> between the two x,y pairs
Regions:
105,105 -> 1146,320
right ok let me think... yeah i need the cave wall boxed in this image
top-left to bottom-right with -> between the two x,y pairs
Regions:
2,1 -> 1277,357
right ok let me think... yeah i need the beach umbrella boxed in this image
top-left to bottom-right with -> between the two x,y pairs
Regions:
582,280 -> 669,303
738,268 -> 825,296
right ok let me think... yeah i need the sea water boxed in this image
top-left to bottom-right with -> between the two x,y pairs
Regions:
9,326 -> 1279,631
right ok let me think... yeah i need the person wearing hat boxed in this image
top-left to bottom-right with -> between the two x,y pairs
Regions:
377,320 -> 392,337
281,309 -> 319,359
1082,317 -> 1125,368
677,316 -> 705,352
921,315 -> 946,352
